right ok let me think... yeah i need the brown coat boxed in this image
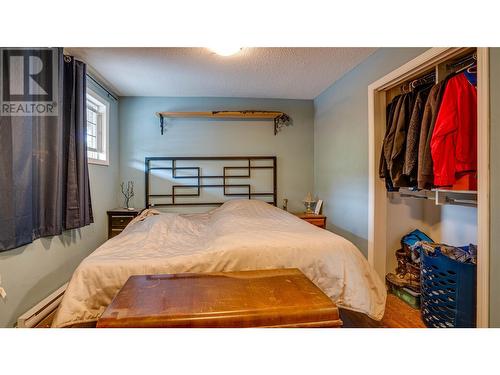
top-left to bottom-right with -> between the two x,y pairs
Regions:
417,81 -> 448,190
403,84 -> 433,185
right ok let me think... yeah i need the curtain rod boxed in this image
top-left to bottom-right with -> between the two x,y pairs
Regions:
86,74 -> 118,101
446,52 -> 477,69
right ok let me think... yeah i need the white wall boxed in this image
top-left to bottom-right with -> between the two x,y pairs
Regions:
385,197 -> 477,273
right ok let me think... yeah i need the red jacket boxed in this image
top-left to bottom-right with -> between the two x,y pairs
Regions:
431,73 -> 477,187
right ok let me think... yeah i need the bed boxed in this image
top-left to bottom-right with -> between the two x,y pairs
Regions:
52,199 -> 386,327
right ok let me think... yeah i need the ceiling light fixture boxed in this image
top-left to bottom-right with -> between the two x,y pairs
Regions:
209,47 -> 242,56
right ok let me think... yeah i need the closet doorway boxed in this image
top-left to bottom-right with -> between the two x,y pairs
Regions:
367,48 -> 490,327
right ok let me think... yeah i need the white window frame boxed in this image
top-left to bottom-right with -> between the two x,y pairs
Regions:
86,88 -> 110,166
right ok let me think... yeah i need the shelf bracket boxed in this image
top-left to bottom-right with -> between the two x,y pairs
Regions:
159,114 -> 165,135
273,113 -> 292,135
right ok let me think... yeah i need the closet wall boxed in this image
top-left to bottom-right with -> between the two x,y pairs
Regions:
314,47 -> 479,269
385,194 -> 477,273
314,48 -> 427,255
368,47 -> 491,326
381,50 -> 479,272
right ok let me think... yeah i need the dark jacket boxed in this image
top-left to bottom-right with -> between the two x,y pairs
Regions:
388,92 -> 414,187
403,84 -> 433,185
417,80 -> 448,189
379,95 -> 401,191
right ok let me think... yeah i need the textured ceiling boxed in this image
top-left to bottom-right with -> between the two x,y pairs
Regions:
65,48 -> 376,99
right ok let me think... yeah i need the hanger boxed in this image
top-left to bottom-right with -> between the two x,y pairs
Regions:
456,61 -> 476,74
405,72 -> 435,92
467,64 -> 477,74
400,82 -> 410,94
400,70 -> 436,94
454,53 -> 477,74
410,74 -> 435,89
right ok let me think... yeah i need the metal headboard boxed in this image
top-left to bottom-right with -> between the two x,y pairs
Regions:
145,156 -> 277,208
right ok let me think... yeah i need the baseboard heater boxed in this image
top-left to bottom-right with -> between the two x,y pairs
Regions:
17,283 -> 68,328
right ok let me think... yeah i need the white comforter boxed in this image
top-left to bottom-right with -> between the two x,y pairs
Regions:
52,200 -> 386,327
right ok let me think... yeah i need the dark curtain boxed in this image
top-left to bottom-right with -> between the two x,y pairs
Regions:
62,56 -> 93,230
0,49 -> 93,252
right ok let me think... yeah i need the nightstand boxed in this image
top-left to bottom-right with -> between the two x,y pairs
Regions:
107,208 -> 142,239
294,213 -> 327,229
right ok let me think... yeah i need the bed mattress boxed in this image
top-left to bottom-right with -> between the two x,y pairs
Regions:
52,200 -> 386,327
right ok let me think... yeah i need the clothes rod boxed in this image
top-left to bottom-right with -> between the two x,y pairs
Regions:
446,52 -> 477,69
86,74 -> 118,101
444,197 -> 477,207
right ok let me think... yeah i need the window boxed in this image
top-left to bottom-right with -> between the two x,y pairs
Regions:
86,88 -> 109,165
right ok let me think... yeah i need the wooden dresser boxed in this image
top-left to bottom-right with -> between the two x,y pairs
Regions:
294,213 -> 327,229
107,208 -> 142,239
97,268 -> 342,328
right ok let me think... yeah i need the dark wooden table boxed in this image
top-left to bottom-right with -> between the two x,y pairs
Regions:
97,268 -> 342,328
107,208 -> 142,239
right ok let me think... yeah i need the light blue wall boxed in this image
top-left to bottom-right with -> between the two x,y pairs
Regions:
119,97 -> 315,213
0,80 -> 120,327
489,48 -> 500,327
314,47 -> 499,327
313,48 -> 428,254
3,48 -> 497,327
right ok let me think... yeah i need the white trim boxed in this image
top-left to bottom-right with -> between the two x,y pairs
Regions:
88,157 -> 109,166
17,283 -> 67,328
367,82 -> 387,273
87,87 -> 110,166
367,47 -> 490,327
476,47 -> 490,328
369,48 -> 469,92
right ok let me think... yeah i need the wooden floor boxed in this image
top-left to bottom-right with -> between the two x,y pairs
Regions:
39,293 -> 424,328
339,294 -> 426,328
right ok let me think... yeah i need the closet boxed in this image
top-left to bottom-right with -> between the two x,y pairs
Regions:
368,48 -> 490,327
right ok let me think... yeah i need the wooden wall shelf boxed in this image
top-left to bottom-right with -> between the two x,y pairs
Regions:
155,110 -> 291,135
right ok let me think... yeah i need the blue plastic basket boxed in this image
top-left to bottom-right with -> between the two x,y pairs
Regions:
420,246 -> 476,328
